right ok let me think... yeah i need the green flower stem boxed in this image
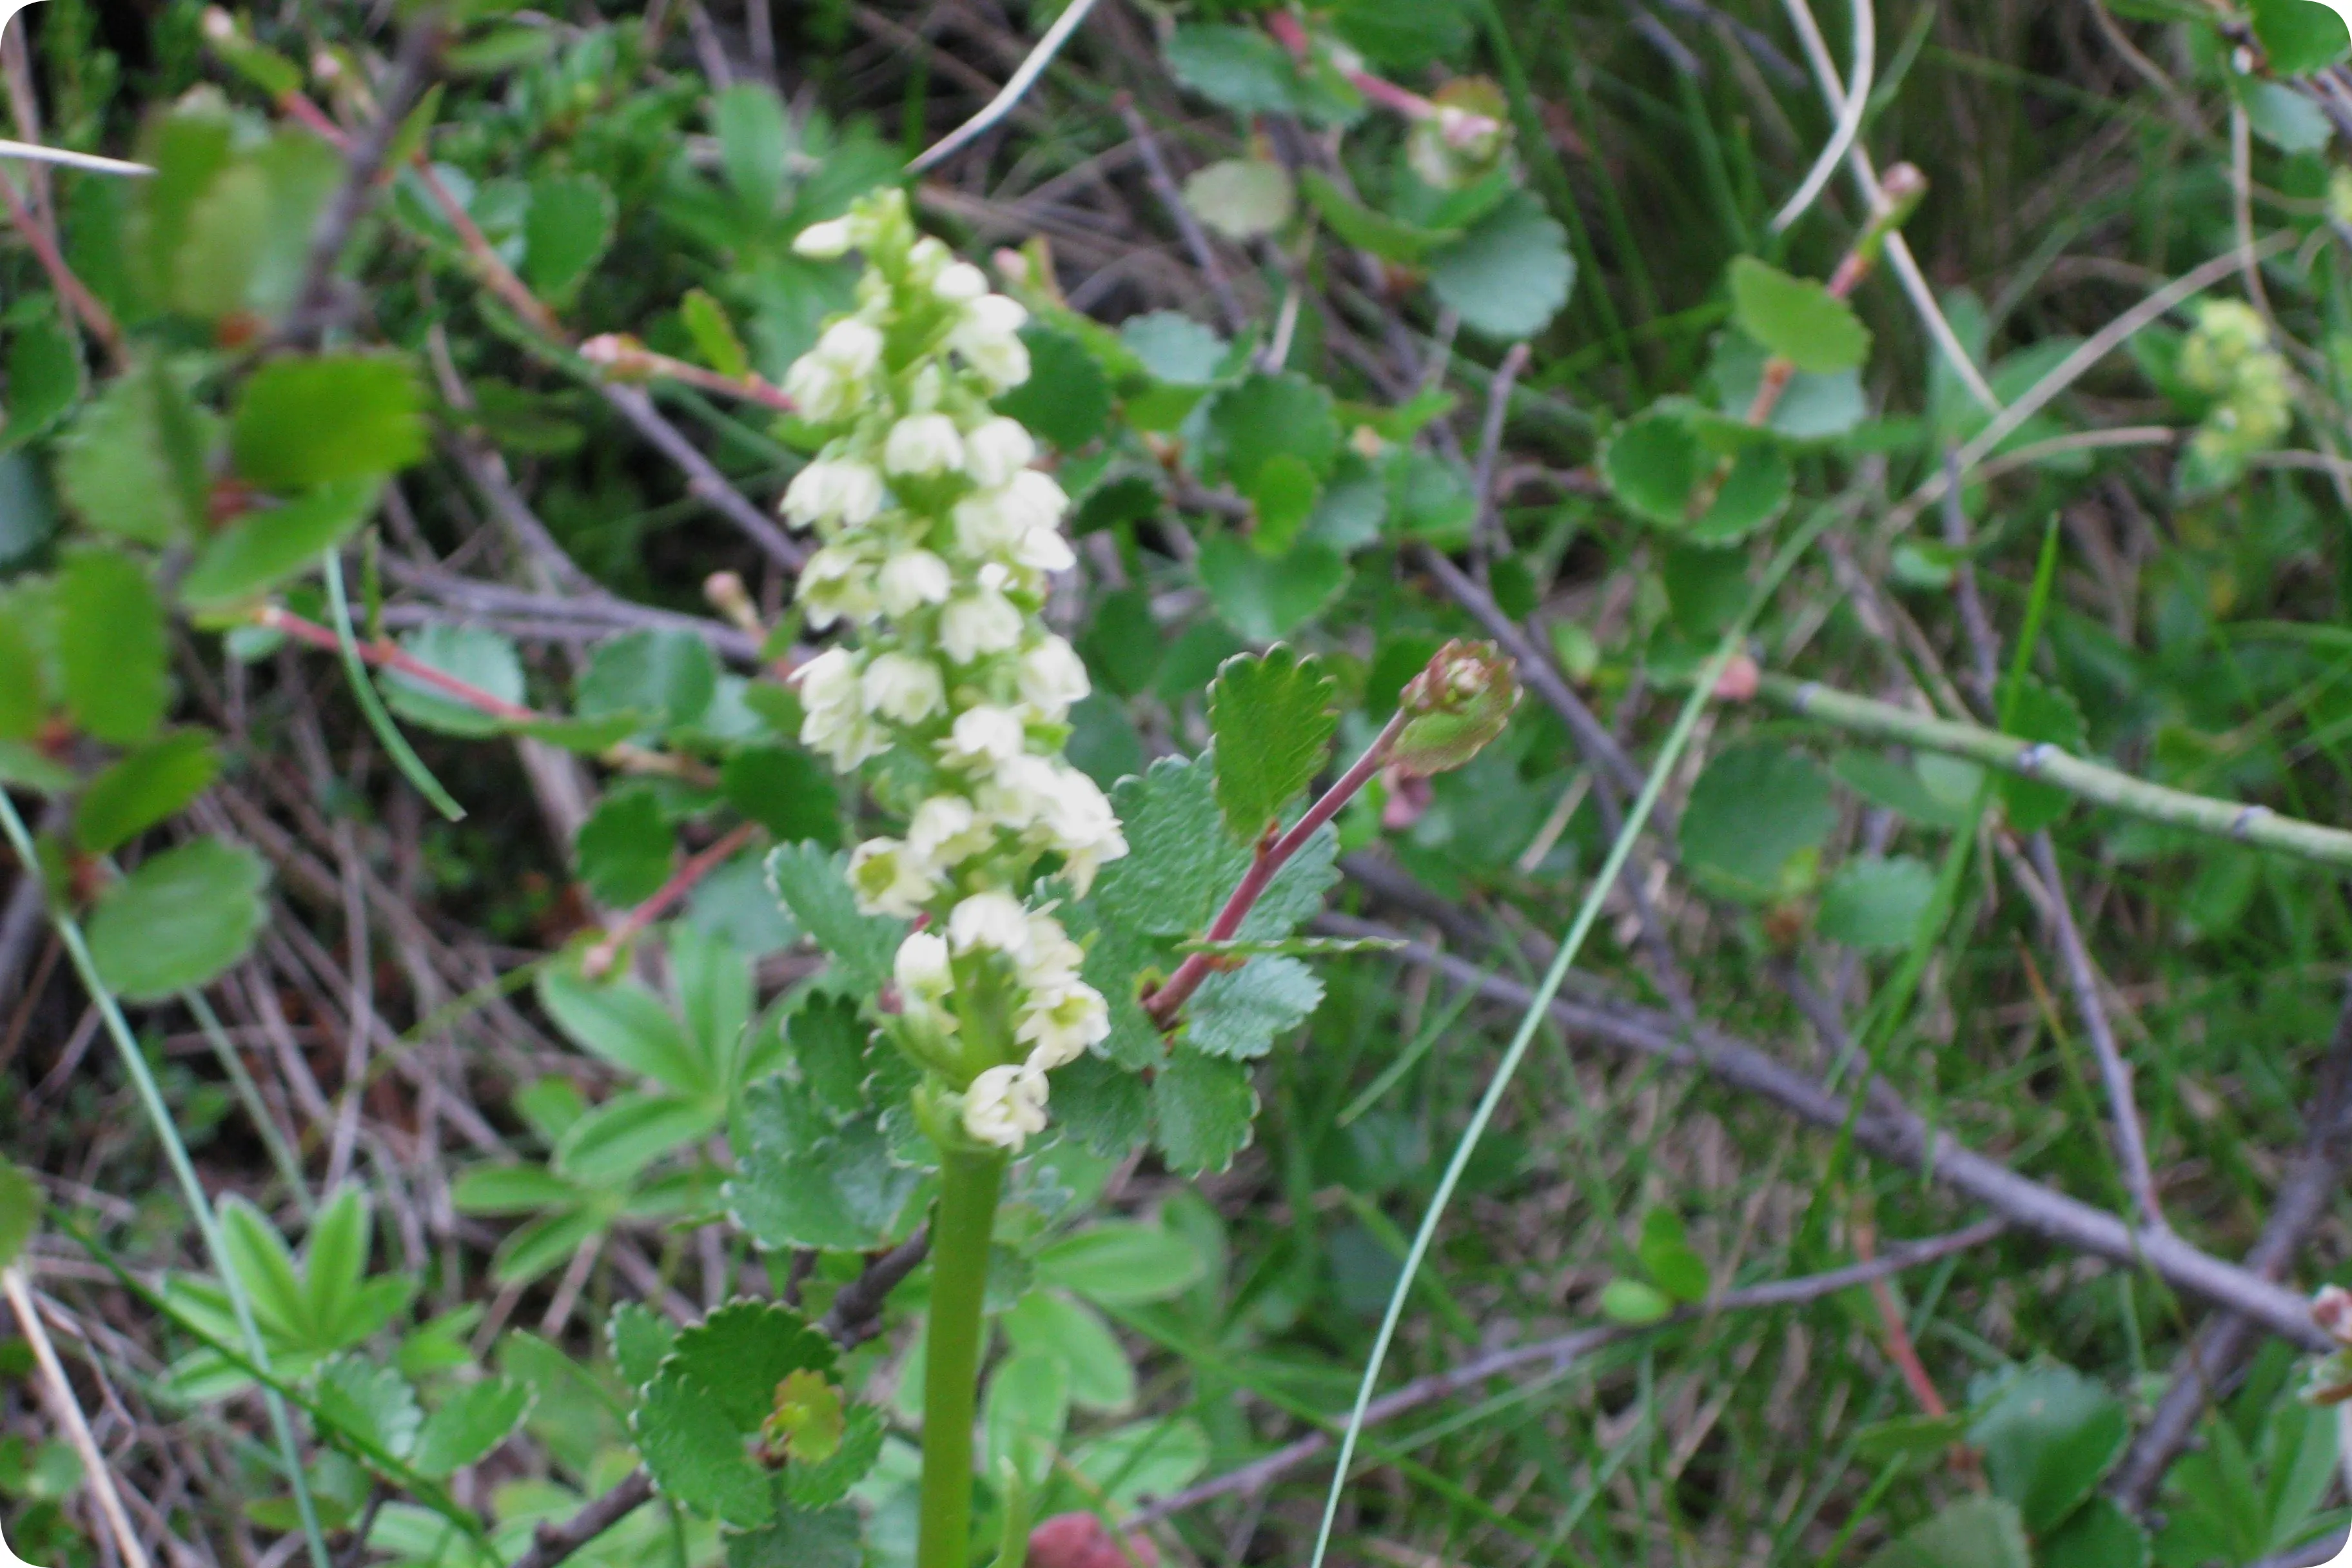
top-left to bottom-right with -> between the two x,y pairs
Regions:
1756,672 -> 2352,869
917,1145 -> 1008,1568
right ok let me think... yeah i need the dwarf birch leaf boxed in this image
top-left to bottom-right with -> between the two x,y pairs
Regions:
1207,646 -> 1337,841
87,838 -> 268,1001
1727,257 -> 1871,374
1152,1046 -> 1257,1176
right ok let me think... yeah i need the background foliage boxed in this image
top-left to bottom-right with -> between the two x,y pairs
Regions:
11,0 -> 2352,1564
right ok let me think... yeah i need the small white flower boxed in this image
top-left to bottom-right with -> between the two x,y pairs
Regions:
954,470 -> 1068,559
940,590 -> 1025,664
894,929 -> 954,996
795,647 -> 859,715
781,458 -> 885,531
934,261 -> 990,304
1019,910 -> 1086,988
940,705 -> 1028,771
884,413 -> 965,477
975,753 -> 1058,832
796,545 -> 882,629
906,236 -> 952,287
1017,980 -> 1109,1072
908,794 -> 992,866
861,651 -> 946,724
1037,764 -> 1128,894
1012,523 -> 1075,574
1017,638 -> 1091,720
877,550 -> 954,616
781,356 -> 850,424
792,217 -> 854,259
949,890 -> 1033,956
949,295 -> 1032,390
848,838 -> 939,919
963,417 -> 1036,489
815,318 -> 885,378
962,1063 -> 1049,1149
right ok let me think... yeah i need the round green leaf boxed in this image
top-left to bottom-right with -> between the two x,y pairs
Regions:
86,837 -> 270,1001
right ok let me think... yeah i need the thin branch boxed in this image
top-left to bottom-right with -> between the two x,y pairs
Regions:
2026,834 -> 2166,1233
1128,1220 -> 2006,1525
4,1269 -> 153,1568
594,386 -> 805,570
259,607 -> 545,725
275,24 -> 443,349
505,1472 -> 656,1568
2112,982 -> 2352,1511
1314,912 -> 2329,1346
0,162 -> 124,366
1759,674 -> 2352,869
1113,95 -> 1247,336
583,823 -> 761,979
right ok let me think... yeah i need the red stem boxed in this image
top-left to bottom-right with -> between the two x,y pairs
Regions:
1262,9 -> 1439,121
0,166 -> 124,369
261,607 -> 545,724
583,821 -> 761,975
1144,709 -> 1409,1027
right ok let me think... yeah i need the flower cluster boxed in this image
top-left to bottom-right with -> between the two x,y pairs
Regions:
2180,298 -> 2291,472
779,191 -> 1126,1153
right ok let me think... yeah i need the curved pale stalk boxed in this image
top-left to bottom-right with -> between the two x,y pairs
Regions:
1770,0 -> 1874,233
0,136 -> 152,175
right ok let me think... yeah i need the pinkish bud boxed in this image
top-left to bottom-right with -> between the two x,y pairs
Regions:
1389,639 -> 1521,778
1712,653 -> 1760,703
1380,767 -> 1435,830
1028,1513 -> 1157,1568
2315,1284 -> 2352,1346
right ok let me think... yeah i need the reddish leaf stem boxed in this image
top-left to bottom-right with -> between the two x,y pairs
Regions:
1262,9 -> 1464,126
1144,708 -> 1409,1027
0,165 -> 125,369
583,821 -> 761,975
259,606 -> 544,724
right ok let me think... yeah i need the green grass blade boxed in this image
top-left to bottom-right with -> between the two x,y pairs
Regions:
0,792 -> 335,1568
1303,507 -> 1839,1568
321,549 -> 468,823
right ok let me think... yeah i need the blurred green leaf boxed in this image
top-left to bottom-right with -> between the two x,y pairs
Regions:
86,837 -> 270,1001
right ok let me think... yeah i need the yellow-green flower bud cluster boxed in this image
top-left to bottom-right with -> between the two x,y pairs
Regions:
781,191 -> 1124,1153
2180,299 -> 2292,469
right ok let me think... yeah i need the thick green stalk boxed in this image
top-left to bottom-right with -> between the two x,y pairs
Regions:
1758,672 -> 2352,869
917,1146 -> 1008,1568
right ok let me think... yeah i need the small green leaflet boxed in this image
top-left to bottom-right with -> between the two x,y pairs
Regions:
230,354 -> 427,491
1207,646 -> 1337,841
73,729 -> 220,854
86,837 -> 270,1001
1727,257 -> 1871,374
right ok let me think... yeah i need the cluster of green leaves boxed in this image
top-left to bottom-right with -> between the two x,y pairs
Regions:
451,926 -> 763,1285
157,1188 -> 531,1534
1851,1356 -> 2340,1568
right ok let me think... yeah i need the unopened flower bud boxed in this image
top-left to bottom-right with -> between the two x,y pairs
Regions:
793,217 -> 855,259
1389,639 -> 1522,778
703,571 -> 761,634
